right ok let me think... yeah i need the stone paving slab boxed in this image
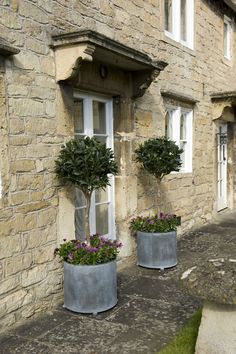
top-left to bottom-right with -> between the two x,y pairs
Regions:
0,211 -> 235,354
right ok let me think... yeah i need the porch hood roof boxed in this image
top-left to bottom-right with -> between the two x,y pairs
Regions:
210,91 -> 236,121
224,0 -> 236,12
51,30 -> 168,97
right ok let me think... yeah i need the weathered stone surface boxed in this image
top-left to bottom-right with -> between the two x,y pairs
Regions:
0,0 -> 236,335
195,302 -> 236,354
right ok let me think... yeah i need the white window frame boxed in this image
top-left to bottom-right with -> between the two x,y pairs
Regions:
223,15 -> 232,60
73,91 -> 116,240
164,0 -> 194,49
165,106 -> 193,173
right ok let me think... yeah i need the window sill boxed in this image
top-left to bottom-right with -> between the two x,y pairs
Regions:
222,56 -> 233,67
160,33 -> 196,57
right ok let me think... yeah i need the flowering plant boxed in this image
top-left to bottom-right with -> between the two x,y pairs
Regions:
54,234 -> 122,265
130,212 -> 180,233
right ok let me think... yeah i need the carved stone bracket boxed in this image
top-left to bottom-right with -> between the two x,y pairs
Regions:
51,30 -> 168,98
0,38 -> 20,57
211,91 -> 236,122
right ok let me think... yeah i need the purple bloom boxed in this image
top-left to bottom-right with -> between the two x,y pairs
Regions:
68,253 -> 74,260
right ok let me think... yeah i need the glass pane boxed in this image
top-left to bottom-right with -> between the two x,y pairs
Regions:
180,113 -> 187,140
75,188 -> 86,208
75,208 -> 86,241
224,22 -> 228,56
180,0 -> 187,41
164,0 -> 172,32
180,141 -> 186,169
93,101 -> 106,134
96,203 -> 108,235
93,135 -> 107,145
95,187 -> 108,204
165,111 -> 173,139
74,100 -> 84,133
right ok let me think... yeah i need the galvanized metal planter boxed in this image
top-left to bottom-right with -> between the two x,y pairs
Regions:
63,260 -> 117,314
137,231 -> 177,269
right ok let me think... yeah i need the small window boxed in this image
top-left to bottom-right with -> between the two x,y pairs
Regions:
164,0 -> 194,49
224,16 -> 232,59
165,106 -> 193,173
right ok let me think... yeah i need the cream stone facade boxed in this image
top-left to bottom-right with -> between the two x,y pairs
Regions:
0,0 -> 236,329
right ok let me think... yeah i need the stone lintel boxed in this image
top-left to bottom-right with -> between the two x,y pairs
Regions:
161,89 -> 199,104
51,30 -> 168,97
0,38 -> 20,57
211,91 -> 236,121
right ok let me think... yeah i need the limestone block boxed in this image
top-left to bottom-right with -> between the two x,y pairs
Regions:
0,275 -> 20,295
135,110 -> 154,137
58,188 -> 75,242
0,208 -> 13,220
11,160 -> 35,173
37,207 -> 57,227
0,8 -> 22,29
5,253 -> 32,276
9,118 -> 24,134
7,84 -> 28,96
0,220 -> 15,238
29,190 -> 44,202
34,244 -> 55,264
45,101 -> 56,117
0,289 -> 28,313
22,229 -> 42,250
19,2 -> 48,23
41,56 -> 55,76
0,313 -> 15,332
26,38 -> 48,55
21,264 -> 48,287
25,118 -> 56,135
29,87 -> 56,100
9,136 -> 33,146
17,174 -> 44,191
16,201 -> 50,214
14,213 -> 37,232
115,176 -> 137,221
13,51 -> 40,71
0,235 -> 21,258
10,98 -> 44,117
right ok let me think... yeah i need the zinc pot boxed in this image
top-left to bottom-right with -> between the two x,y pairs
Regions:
137,231 -> 177,269
63,260 -> 117,314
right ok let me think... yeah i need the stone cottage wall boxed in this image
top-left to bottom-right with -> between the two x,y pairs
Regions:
0,0 -> 235,329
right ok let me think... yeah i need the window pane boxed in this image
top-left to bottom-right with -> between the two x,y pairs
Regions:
75,188 -> 86,208
180,141 -> 186,170
96,203 -> 108,235
95,187 -> 108,204
74,100 -> 84,133
93,101 -> 106,134
180,0 -> 187,41
180,113 -> 187,140
224,21 -> 230,57
75,208 -> 86,241
165,111 -> 173,139
164,0 -> 172,32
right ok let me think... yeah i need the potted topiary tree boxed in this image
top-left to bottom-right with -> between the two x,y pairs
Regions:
54,137 -> 122,314
131,136 -> 183,269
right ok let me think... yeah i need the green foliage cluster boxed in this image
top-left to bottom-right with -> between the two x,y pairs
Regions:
135,137 -> 183,180
130,213 -> 180,233
54,137 -> 118,193
54,234 -> 122,265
